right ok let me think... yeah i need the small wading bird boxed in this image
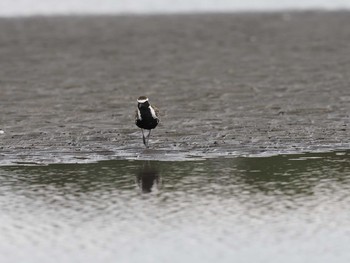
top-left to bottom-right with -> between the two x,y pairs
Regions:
135,96 -> 160,147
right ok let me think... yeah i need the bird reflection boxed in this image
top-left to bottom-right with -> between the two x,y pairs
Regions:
136,162 -> 161,193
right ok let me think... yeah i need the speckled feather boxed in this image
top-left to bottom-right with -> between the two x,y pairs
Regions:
135,105 -> 160,120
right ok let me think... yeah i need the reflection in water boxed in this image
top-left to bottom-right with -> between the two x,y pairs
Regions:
234,152 -> 350,197
136,162 -> 161,193
0,151 -> 349,263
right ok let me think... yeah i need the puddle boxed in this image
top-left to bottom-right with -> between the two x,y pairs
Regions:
0,150 -> 349,262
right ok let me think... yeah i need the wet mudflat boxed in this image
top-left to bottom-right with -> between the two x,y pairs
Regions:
0,151 -> 349,262
0,12 -> 349,261
0,12 -> 349,164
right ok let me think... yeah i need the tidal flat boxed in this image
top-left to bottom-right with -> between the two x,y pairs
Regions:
0,11 -> 350,262
0,12 -> 349,164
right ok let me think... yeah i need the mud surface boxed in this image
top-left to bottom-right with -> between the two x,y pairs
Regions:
0,12 -> 349,164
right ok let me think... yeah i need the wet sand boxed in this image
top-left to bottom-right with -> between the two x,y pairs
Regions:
0,11 -> 349,164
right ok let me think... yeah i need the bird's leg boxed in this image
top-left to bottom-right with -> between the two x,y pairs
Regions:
146,129 -> 152,147
141,129 -> 147,147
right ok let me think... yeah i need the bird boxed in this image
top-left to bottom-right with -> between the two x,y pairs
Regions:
135,96 -> 160,147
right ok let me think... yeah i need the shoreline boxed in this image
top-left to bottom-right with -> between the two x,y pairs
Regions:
1,148 -> 349,166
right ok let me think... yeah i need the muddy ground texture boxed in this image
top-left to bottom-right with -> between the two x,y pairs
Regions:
0,12 -> 349,164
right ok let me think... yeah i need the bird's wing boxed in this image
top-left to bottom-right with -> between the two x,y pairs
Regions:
135,109 -> 139,122
152,105 -> 161,120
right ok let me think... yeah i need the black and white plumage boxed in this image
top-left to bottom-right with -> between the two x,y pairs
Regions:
135,96 -> 160,147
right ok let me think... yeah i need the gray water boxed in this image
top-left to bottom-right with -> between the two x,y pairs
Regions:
1,0 -> 350,16
1,150 -> 350,262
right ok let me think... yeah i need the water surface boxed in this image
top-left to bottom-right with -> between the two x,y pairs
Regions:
1,0 -> 350,16
1,151 -> 349,262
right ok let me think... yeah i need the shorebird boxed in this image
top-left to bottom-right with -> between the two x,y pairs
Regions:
135,96 -> 160,147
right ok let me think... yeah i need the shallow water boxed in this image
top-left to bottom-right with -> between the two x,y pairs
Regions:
1,150 -> 349,262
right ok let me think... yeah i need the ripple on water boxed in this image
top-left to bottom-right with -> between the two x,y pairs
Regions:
0,151 -> 350,262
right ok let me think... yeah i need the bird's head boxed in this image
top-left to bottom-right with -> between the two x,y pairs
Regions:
137,96 -> 150,109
